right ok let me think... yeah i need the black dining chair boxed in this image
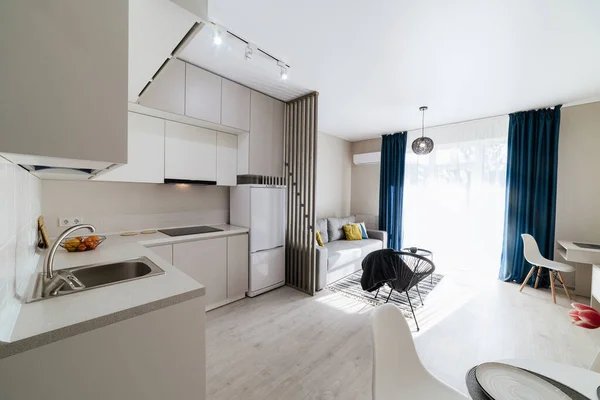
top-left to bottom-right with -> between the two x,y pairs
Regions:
374,251 -> 436,331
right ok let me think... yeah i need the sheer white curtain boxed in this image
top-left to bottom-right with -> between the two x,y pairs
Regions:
403,116 -> 509,276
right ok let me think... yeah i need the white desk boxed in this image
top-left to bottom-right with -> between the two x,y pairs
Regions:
557,240 -> 600,310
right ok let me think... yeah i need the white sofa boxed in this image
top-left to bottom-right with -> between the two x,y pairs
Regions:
316,216 -> 388,291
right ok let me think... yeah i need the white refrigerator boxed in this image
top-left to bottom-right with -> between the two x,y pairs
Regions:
230,185 -> 286,297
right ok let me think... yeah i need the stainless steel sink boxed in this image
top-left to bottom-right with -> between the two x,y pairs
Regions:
29,256 -> 165,302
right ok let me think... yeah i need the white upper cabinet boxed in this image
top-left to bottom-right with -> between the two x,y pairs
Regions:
165,121 -> 217,181
221,80 -> 250,131
185,64 -> 222,124
243,91 -> 285,177
138,59 -> 186,115
216,132 -> 238,186
0,1 -> 127,165
96,113 -> 165,184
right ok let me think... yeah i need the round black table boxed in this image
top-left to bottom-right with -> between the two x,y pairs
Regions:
465,364 -> 590,400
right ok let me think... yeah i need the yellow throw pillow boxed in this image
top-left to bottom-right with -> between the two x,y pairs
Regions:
316,231 -> 325,247
343,223 -> 363,241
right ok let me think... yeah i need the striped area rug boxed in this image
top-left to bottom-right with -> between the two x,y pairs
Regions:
326,271 -> 444,316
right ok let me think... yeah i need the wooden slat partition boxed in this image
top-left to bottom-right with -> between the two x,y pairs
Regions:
284,92 -> 318,295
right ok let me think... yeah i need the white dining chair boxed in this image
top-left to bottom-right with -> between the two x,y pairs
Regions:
590,351 -> 600,373
519,234 -> 575,304
371,304 -> 467,399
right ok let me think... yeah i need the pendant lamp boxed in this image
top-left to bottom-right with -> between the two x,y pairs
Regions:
411,106 -> 434,155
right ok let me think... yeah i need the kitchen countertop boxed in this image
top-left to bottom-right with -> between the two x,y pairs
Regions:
0,224 -> 248,359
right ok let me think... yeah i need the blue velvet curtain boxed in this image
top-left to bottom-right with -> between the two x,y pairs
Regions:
499,106 -> 562,287
378,132 -> 407,250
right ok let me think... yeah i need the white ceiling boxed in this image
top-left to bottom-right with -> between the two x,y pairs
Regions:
200,0 -> 600,141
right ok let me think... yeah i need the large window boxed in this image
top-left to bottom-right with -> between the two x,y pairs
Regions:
402,116 -> 509,277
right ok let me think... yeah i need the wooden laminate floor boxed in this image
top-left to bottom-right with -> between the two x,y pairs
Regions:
205,272 -> 600,399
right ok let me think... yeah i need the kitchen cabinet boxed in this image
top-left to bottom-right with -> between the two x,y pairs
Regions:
221,80 -> 250,131
0,1 -> 127,166
227,235 -> 249,299
95,113 -> 165,183
185,64 -> 222,124
172,234 -> 248,310
238,91 -> 284,177
173,238 -> 228,309
216,132 -> 237,186
147,244 -> 173,264
138,59 -> 186,115
165,121 -> 217,182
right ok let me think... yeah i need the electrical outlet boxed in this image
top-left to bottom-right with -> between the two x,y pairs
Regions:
58,217 -> 84,227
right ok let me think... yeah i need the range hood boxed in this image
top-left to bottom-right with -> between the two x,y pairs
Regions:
164,178 -> 216,185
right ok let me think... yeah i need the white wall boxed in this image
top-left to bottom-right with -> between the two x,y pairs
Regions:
350,138 -> 381,228
555,101 -> 600,293
0,158 -> 42,341
42,181 -> 230,237
316,132 -> 352,219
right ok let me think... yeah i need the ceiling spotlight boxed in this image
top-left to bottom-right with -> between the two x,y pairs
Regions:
212,24 -> 223,46
244,43 -> 254,60
277,61 -> 288,80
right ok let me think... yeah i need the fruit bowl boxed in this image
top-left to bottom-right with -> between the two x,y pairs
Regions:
59,235 -> 106,252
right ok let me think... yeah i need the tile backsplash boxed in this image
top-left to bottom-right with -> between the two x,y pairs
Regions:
0,158 -> 42,341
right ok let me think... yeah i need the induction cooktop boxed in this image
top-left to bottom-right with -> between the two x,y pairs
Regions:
158,226 -> 223,237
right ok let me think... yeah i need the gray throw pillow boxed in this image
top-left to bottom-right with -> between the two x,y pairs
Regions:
316,218 -> 329,243
327,216 -> 356,241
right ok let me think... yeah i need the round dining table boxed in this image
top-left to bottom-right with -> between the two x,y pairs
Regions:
467,358 -> 600,399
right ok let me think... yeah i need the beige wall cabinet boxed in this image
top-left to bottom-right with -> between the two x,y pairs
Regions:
138,59 -> 186,115
185,64 -> 222,124
221,80 -> 251,131
95,113 -> 165,184
172,234 -> 248,310
0,0 -> 127,165
216,132 -> 238,186
165,121 -> 217,182
238,91 -> 284,177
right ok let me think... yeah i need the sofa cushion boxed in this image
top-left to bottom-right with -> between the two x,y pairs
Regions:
325,239 -> 383,271
343,223 -> 363,241
316,218 -> 329,243
327,216 -> 356,241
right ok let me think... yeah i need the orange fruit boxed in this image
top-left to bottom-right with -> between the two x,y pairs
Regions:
77,243 -> 87,251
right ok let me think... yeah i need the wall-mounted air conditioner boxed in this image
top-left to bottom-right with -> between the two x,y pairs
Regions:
353,152 -> 381,165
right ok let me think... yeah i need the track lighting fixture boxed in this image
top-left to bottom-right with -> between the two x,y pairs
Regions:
277,61 -> 288,80
212,24 -> 223,46
245,43 -> 254,60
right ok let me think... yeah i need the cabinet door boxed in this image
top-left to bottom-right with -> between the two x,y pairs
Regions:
249,91 -> 272,176
147,244 -> 172,264
221,79 -> 250,131
270,99 -> 284,177
96,113 -> 165,183
227,234 -> 248,299
165,121 -> 216,181
185,64 -> 221,124
138,59 -> 185,115
173,238 -> 227,308
216,132 -> 237,186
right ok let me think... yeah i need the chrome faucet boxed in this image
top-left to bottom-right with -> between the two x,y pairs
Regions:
41,224 -> 95,297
